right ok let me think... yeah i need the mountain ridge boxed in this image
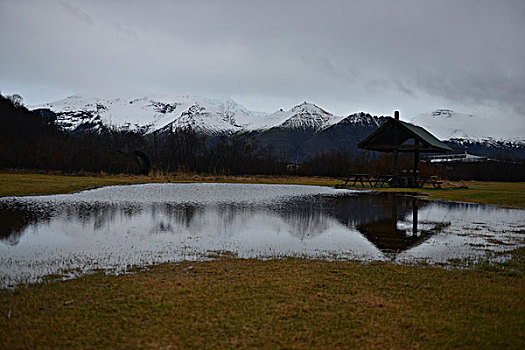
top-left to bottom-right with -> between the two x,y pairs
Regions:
31,95 -> 523,141
30,95 -> 389,136
30,95 -> 525,161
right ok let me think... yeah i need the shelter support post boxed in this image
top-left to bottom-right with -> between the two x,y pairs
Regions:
414,140 -> 420,185
392,148 -> 399,187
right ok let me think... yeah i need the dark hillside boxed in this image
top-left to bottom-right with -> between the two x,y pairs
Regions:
250,114 -> 388,161
0,94 -> 65,170
0,94 -> 149,174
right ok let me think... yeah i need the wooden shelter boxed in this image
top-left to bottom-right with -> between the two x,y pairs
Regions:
358,111 -> 453,187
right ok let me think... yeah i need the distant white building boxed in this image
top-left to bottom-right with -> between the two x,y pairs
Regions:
425,151 -> 488,163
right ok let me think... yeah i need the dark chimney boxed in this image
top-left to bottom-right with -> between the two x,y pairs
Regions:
394,110 -> 399,120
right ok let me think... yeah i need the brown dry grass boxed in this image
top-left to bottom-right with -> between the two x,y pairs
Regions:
1,258 -> 523,349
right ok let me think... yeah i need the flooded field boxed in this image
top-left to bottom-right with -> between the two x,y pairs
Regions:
1,183 -> 524,288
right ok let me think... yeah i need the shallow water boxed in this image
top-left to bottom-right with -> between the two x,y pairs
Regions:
0,183 -> 524,288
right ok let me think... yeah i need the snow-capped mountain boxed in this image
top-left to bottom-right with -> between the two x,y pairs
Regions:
336,112 -> 382,128
407,109 -> 525,161
201,96 -> 268,126
31,96 -> 345,134
277,102 -> 344,131
409,109 -> 479,140
31,95 -> 256,135
244,102 -> 345,131
410,109 -> 525,142
31,96 -> 523,145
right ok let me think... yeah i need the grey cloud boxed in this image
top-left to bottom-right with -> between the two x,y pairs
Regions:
58,0 -> 93,25
0,0 -> 523,124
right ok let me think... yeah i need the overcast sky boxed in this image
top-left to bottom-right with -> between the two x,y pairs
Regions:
1,0 -> 524,130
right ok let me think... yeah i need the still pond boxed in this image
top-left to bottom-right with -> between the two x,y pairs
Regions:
1,183 -> 524,288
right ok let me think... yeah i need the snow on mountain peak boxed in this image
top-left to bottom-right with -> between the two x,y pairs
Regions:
410,109 -> 480,140
339,112 -> 381,126
31,95 -> 250,135
29,95 -> 523,143
411,109 -> 525,142
29,95 -> 389,135
290,101 -> 332,115
279,102 -> 334,130
259,101 -> 342,132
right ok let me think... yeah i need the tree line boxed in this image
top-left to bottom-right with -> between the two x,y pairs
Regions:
0,93 -> 288,175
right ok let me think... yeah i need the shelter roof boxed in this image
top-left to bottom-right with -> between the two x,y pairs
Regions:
358,118 -> 453,153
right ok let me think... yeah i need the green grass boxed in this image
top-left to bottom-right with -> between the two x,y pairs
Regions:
1,255 -> 523,349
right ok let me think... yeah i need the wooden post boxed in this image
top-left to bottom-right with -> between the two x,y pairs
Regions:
392,110 -> 400,187
414,140 -> 420,186
393,148 -> 399,186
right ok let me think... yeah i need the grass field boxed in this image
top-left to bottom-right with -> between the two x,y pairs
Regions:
1,252 -> 524,349
1,171 -> 524,348
360,180 -> 525,209
1,172 -> 525,208
0,172 -> 340,197
0,172 -> 164,197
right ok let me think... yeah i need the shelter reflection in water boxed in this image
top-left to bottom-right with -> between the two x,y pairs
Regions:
355,196 -> 449,255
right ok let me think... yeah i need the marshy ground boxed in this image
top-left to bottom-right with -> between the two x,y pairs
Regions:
0,172 -> 524,348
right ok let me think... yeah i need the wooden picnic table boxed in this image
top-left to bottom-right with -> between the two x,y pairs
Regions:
419,176 -> 443,189
373,174 -> 392,187
341,174 -> 373,187
341,173 -> 443,189
341,174 -> 393,187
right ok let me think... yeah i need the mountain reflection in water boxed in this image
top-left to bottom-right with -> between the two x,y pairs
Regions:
0,183 -> 523,288
0,194 -> 439,253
